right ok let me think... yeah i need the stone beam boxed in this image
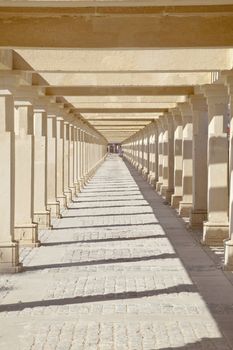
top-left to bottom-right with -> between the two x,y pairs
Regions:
92,122 -> 149,126
35,72 -> 212,86
88,118 -> 153,122
13,49 -> 231,73
76,108 -> 168,113
45,86 -> 194,96
1,7 -> 233,48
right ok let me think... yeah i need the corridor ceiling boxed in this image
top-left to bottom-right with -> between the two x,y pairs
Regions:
1,1 -> 233,142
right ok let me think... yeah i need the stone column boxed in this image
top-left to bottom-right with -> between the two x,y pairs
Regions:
76,126 -> 82,191
73,125 -> 80,194
83,129 -> 88,183
0,91 -> 22,272
33,108 -> 52,229
47,113 -> 61,218
160,115 -> 170,198
156,118 -> 164,192
63,120 -> 72,204
152,121 -> 159,187
68,123 -> 76,197
56,117 -> 67,209
138,131 -> 143,172
148,124 -> 154,184
171,108 -> 183,208
14,101 -> 39,246
165,113 -> 174,203
202,84 -> 229,245
79,128 -> 85,188
224,76 -> 233,269
189,95 -> 208,229
178,102 -> 193,217
135,136 -> 139,168
142,128 -> 149,176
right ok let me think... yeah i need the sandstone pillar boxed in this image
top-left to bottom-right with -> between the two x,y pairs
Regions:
148,124 -> 155,185
73,125 -> 80,193
63,120 -> 72,204
138,131 -> 143,172
189,95 -> 208,229
156,118 -> 164,191
224,77 -> 233,269
171,108 -> 183,208
142,128 -> 149,176
47,113 -> 61,218
33,108 -> 52,229
202,85 -> 229,245
76,127 -> 82,191
79,129 -> 85,188
160,116 -> 169,197
14,101 -> 39,246
165,113 -> 174,203
56,117 -> 67,209
0,91 -> 22,273
68,123 -> 76,197
178,102 -> 193,217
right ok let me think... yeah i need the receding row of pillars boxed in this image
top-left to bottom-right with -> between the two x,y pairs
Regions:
122,78 -> 233,271
0,88 -> 107,273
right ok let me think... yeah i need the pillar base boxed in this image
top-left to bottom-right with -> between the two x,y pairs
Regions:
79,178 -> 85,189
148,174 -> 156,186
160,185 -> 168,197
0,242 -> 23,273
74,181 -> 81,194
64,190 -> 73,205
171,194 -> 182,209
84,174 -> 90,183
47,201 -> 61,219
189,209 -> 207,229
165,189 -> 174,203
156,181 -> 162,192
33,211 -> 52,230
223,239 -> 233,270
202,222 -> 229,246
137,165 -> 143,174
69,186 -> 76,197
179,201 -> 192,217
57,195 -> 67,210
14,223 -> 41,247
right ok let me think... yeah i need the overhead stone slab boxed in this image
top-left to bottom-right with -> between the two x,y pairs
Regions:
1,7 -> 233,48
66,96 -> 186,103
83,114 -> 161,120
37,72 -> 212,86
76,108 -> 167,113
45,86 -> 194,96
2,1 -> 233,5
13,49 -> 232,72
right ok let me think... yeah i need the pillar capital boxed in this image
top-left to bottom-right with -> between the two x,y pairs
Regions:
177,101 -> 192,118
202,84 -> 228,101
189,94 -> 208,111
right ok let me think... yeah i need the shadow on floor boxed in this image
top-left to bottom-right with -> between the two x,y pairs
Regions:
68,204 -> 150,210
42,234 -> 166,246
0,284 -> 196,312
62,212 -> 153,218
25,253 -> 177,271
55,222 -> 159,230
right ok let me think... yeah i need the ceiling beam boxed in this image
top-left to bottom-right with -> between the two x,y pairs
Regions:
1,7 -> 233,48
45,86 -> 194,96
13,49 -> 231,73
75,108 -> 168,113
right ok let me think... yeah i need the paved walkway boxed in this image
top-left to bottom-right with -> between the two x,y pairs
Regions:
1,155 -> 233,350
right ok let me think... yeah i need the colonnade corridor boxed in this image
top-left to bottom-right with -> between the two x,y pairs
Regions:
0,154 -> 232,349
